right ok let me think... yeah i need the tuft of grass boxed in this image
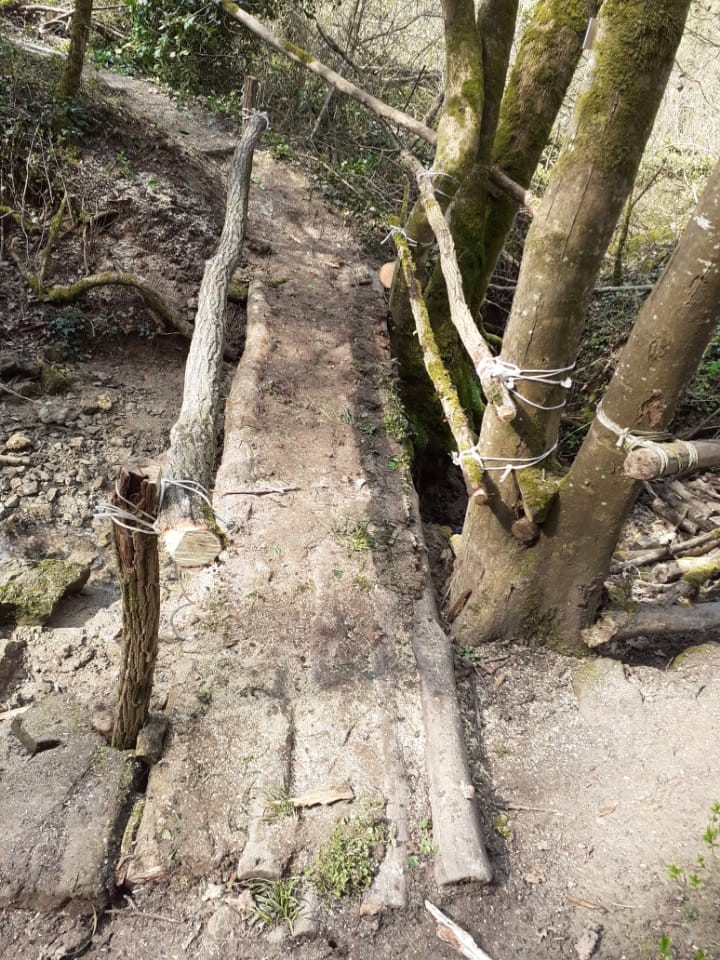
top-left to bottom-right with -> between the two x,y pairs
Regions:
658,801 -> 719,960
246,876 -> 302,930
262,787 -> 297,821
308,809 -> 387,899
334,516 -> 374,553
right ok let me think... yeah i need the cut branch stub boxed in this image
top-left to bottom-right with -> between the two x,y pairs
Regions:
112,460 -> 161,751
624,440 -> 720,481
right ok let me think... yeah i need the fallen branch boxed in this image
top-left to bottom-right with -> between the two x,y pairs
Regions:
644,482 -> 700,534
425,901 -> 495,960
653,548 -> 720,585
0,454 -> 30,466
401,149 -> 516,423
624,439 -> 720,480
393,231 -> 485,499
583,600 -> 720,647
216,0 -> 436,145
158,113 -> 267,566
612,529 -> 720,571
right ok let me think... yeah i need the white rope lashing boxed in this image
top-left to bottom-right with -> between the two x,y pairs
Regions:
477,357 -> 575,411
453,439 -> 559,483
595,404 -> 699,474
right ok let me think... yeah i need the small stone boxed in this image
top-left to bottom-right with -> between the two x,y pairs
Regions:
0,637 -> 27,696
574,924 -> 602,960
38,404 -> 71,425
5,434 -> 32,452
24,501 -> 53,521
4,494 -> 19,509
46,487 -> 58,502
21,480 -> 39,496
135,714 -> 169,766
90,702 -> 114,740
201,882 -> 224,902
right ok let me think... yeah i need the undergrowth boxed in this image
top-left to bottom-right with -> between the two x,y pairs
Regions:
657,801 -> 720,960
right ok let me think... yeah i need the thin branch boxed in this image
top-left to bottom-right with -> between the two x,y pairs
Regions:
216,0 -> 437,145
393,232 -> 485,499
400,150 -> 516,422
487,166 -> 538,216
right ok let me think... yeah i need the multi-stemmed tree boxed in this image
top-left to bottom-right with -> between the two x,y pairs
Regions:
219,0 -> 718,653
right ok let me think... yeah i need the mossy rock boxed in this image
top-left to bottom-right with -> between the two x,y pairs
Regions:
570,657 -> 619,699
670,642 -> 720,672
0,559 -> 90,625
39,359 -> 72,395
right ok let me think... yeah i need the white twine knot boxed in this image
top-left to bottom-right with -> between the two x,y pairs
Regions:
94,478 -> 234,534
594,404 -> 699,476
452,440 -> 558,482
381,226 -> 417,247
477,357 -> 574,411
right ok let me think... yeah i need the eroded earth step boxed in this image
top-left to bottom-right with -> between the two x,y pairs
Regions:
0,693 -> 139,913
124,669 -> 427,927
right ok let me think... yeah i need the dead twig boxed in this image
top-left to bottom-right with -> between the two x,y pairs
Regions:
425,901 -> 495,960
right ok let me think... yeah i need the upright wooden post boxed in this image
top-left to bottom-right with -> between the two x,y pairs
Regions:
112,462 -> 161,750
242,75 -> 258,124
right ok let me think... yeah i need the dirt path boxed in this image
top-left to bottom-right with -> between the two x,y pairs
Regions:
1,61 -> 720,960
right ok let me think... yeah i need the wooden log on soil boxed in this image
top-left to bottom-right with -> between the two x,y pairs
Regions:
583,601 -> 720,647
213,280 -> 273,512
624,439 -> 720,480
412,587 -> 493,886
111,461 -> 161,750
157,112 -> 267,567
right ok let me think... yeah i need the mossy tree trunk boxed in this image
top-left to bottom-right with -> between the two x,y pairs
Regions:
526,158 -> 720,647
450,0 -> 694,654
390,0 -> 599,454
388,0 -> 490,451
57,0 -> 94,104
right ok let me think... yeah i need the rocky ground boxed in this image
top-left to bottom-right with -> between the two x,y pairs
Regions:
1,47 -> 719,960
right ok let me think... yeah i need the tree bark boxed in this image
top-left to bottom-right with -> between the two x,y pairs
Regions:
388,0 -> 505,452
56,0 -> 93,103
112,462 -> 160,751
390,0 -> 596,455
157,112 -> 266,566
451,0 -> 694,653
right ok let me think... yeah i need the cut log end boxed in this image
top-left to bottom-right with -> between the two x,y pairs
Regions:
495,401 -> 517,423
162,526 -> 223,568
